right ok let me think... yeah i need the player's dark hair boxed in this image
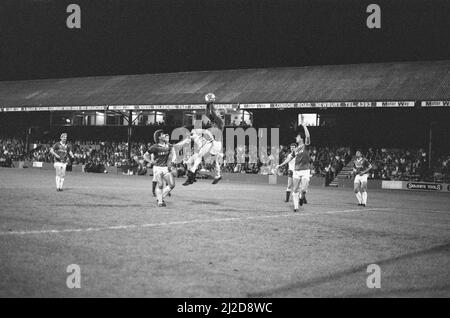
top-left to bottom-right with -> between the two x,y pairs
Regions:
296,126 -> 305,140
153,129 -> 164,143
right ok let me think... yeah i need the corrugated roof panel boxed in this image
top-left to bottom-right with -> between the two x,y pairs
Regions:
0,60 -> 449,108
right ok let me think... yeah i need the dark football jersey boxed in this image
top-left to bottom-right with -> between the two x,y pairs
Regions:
354,157 -> 370,174
206,102 -> 224,131
52,142 -> 72,163
292,145 -> 310,171
147,143 -> 172,167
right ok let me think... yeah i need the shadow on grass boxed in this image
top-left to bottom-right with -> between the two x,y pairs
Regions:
248,242 -> 450,297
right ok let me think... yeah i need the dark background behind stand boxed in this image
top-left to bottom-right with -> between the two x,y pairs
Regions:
0,0 -> 449,81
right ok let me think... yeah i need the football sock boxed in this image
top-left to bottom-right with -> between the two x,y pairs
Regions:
190,155 -> 202,174
355,191 -> 362,204
300,178 -> 309,194
286,191 -> 291,202
156,187 -> 163,203
215,159 -> 222,178
293,192 -> 299,209
362,191 -> 367,205
162,186 -> 172,198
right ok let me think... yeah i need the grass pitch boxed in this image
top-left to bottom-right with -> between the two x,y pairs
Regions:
0,168 -> 449,297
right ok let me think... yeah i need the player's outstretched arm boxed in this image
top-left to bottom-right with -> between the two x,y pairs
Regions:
206,102 -> 223,128
275,154 -> 293,170
190,128 -> 214,141
174,135 -> 192,148
206,101 -> 214,116
302,123 -> 311,146
171,147 -> 177,163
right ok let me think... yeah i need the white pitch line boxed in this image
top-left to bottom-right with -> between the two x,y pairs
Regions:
0,185 -> 280,193
0,207 -> 390,236
383,207 -> 450,214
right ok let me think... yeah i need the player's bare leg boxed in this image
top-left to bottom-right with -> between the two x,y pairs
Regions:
55,166 -> 61,191
54,163 -> 65,192
292,177 -> 301,212
189,155 -> 203,174
162,172 -> 175,199
300,176 -> 310,204
183,143 -> 212,186
212,152 -> 223,184
59,164 -> 66,191
354,181 -> 363,206
286,176 -> 293,202
183,153 -> 198,186
360,180 -> 368,207
155,173 -> 166,207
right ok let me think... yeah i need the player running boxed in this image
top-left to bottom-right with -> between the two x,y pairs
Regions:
144,130 -> 177,207
49,133 -> 74,192
276,123 -> 311,212
352,150 -> 372,207
183,93 -> 225,186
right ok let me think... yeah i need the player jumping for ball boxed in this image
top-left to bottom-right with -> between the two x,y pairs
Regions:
352,150 -> 372,207
183,93 -> 225,186
144,130 -> 178,207
49,133 -> 74,192
276,123 -> 311,212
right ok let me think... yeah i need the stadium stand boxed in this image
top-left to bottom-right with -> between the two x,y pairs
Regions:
1,60 -> 449,183
0,60 -> 449,106
2,136 -> 449,182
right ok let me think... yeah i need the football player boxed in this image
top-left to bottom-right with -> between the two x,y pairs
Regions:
144,130 -> 175,207
276,123 -> 311,212
353,150 -> 372,207
183,93 -> 225,186
49,133 -> 74,192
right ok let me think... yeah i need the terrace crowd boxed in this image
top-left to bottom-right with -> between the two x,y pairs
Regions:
1,137 -> 449,182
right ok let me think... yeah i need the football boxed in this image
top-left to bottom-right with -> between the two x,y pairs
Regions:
205,93 -> 216,102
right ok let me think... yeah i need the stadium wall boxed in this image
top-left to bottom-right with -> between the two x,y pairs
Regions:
12,161 -> 118,174
10,162 -> 326,186
382,181 -> 450,193
9,164 -> 449,191
219,173 -> 324,186
339,179 -> 450,193
338,179 -> 382,189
